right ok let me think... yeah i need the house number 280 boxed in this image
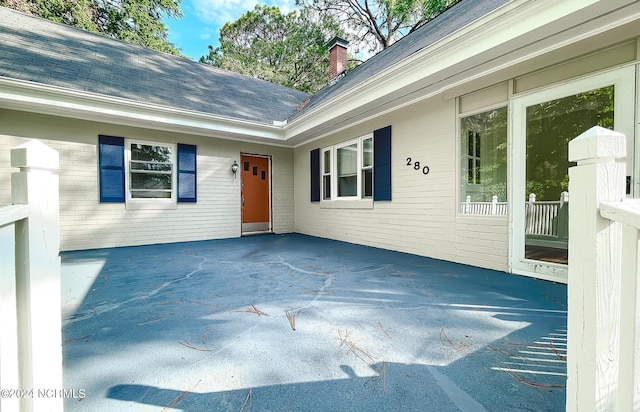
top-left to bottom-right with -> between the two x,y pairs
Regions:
406,157 -> 430,175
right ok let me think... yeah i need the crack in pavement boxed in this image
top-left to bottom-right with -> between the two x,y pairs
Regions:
65,255 -> 208,323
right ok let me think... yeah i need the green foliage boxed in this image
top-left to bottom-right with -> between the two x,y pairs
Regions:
200,5 -> 344,93
1,0 -> 182,55
199,0 -> 457,91
460,87 -> 615,204
525,85 -> 614,200
296,0 -> 459,53
461,107 -> 508,202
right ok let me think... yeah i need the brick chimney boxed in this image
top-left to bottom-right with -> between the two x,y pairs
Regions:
328,37 -> 348,80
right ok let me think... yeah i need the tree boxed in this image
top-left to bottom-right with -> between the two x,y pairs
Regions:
200,5 -> 344,93
525,86 -> 614,200
1,0 -> 182,55
461,107 -> 508,202
296,0 -> 459,53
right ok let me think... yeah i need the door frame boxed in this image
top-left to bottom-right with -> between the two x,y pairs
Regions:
509,65 -> 636,282
240,153 -> 273,234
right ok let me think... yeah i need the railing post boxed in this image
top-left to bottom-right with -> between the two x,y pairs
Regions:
557,191 -> 570,242
567,126 -> 626,412
11,140 -> 63,412
491,195 -> 498,215
526,193 -> 536,234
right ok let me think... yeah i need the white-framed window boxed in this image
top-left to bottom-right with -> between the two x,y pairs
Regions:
99,135 -> 196,206
125,139 -> 177,205
323,134 -> 373,201
361,136 -> 373,198
460,107 -> 507,208
322,148 -> 332,200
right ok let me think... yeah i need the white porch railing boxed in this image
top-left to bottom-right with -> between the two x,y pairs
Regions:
0,141 -> 63,412
567,126 -> 640,411
525,192 -> 569,249
461,195 -> 508,215
461,192 -> 569,248
525,192 -> 569,237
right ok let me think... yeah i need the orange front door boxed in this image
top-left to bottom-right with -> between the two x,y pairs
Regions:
241,154 -> 271,232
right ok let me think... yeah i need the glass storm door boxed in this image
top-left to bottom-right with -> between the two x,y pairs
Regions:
510,66 -> 635,282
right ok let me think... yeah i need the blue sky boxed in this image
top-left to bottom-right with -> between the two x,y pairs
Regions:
165,0 -> 297,61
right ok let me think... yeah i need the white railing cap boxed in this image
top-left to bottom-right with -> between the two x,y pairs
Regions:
11,139 -> 59,170
600,199 -> 640,230
568,126 -> 625,163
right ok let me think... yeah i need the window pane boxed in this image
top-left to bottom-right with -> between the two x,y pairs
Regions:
338,176 -> 357,197
131,173 -> 172,190
523,85 -> 614,263
322,150 -> 331,200
131,161 -> 172,172
323,175 -> 331,200
131,144 -> 172,163
460,107 -> 507,210
337,144 -> 357,175
362,169 -> 372,198
362,138 -> 373,168
525,85 -> 613,202
337,143 -> 357,197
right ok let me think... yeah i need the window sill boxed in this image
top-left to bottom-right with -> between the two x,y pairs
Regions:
125,200 -> 177,210
320,199 -> 373,209
456,213 -> 508,221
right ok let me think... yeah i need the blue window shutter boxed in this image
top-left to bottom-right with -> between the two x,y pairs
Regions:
310,148 -> 320,202
373,126 -> 392,201
177,143 -> 197,203
98,135 -> 125,203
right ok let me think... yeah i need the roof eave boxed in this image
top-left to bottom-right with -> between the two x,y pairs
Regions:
0,77 -> 289,145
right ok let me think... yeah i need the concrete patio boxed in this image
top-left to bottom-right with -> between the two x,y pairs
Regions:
61,234 -> 568,411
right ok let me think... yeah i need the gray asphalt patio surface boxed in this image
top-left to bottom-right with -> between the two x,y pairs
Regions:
61,234 -> 568,412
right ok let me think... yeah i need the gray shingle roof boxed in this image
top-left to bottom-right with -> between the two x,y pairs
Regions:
0,6 -> 309,125
290,0 -> 510,120
0,1 -> 506,128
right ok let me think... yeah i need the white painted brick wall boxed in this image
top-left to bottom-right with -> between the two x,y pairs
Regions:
2,101 -> 508,270
0,110 -> 294,251
271,149 -> 295,234
293,97 -> 509,272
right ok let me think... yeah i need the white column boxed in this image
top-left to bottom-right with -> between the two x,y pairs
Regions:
11,140 -> 63,412
567,126 -> 626,412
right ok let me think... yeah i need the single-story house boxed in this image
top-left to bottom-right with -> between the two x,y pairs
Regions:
1,0 -> 639,283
